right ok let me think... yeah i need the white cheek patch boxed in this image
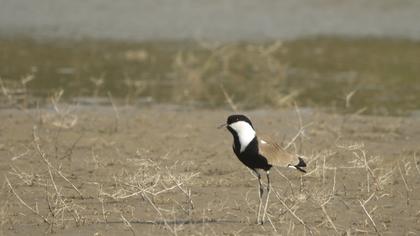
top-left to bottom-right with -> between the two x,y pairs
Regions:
229,121 -> 256,152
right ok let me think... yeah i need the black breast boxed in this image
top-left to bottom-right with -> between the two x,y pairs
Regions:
233,137 -> 272,171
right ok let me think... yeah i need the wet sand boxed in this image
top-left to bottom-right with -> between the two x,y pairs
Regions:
1,104 -> 420,235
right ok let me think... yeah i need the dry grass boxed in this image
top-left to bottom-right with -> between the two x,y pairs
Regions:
1,86 -> 420,235
171,41 -> 299,108
0,95 -> 203,235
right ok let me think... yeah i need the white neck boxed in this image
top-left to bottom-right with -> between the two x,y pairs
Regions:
229,121 -> 256,152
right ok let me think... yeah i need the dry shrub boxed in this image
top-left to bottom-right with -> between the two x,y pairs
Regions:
0,75 -> 34,109
172,41 -> 298,108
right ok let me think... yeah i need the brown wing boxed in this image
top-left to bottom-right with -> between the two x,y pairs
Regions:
258,137 -> 300,167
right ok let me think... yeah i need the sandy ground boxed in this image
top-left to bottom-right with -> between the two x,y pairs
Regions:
1,104 -> 420,235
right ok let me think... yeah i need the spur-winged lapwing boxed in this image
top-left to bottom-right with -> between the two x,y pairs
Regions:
219,114 -> 306,224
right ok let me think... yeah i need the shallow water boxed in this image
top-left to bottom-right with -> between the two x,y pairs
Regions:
0,38 -> 419,116
1,0 -> 420,41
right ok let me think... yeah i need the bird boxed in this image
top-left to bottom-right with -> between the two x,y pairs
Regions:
219,114 -> 306,224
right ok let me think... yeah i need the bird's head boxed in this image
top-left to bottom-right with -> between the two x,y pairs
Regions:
219,114 -> 255,138
227,114 -> 253,128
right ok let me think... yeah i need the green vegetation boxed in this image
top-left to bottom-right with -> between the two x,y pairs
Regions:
1,37 -> 419,115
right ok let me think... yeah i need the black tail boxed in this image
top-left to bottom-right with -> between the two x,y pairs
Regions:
295,157 -> 306,173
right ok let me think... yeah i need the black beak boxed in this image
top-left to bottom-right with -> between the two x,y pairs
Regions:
217,123 -> 227,129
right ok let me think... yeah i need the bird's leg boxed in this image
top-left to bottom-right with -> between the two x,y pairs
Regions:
254,169 -> 264,224
262,170 -> 271,224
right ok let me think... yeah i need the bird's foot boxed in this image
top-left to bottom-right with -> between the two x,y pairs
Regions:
256,219 -> 264,225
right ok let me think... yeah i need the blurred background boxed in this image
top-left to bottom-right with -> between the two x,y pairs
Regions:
1,0 -> 419,115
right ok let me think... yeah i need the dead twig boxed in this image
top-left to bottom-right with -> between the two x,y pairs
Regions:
107,91 -> 120,132
345,90 -> 357,108
274,168 -> 296,196
359,200 -> 380,235
168,172 -> 194,216
321,167 -> 337,207
413,152 -> 420,176
273,189 -> 313,235
294,103 -> 304,153
5,176 -> 50,225
10,146 -> 30,161
320,205 -> 338,233
220,84 -> 237,112
398,162 -> 411,192
354,149 -> 381,192
266,214 -> 278,232
141,192 -> 176,235
121,213 -> 136,236
32,126 -> 83,198
283,104 -> 312,151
